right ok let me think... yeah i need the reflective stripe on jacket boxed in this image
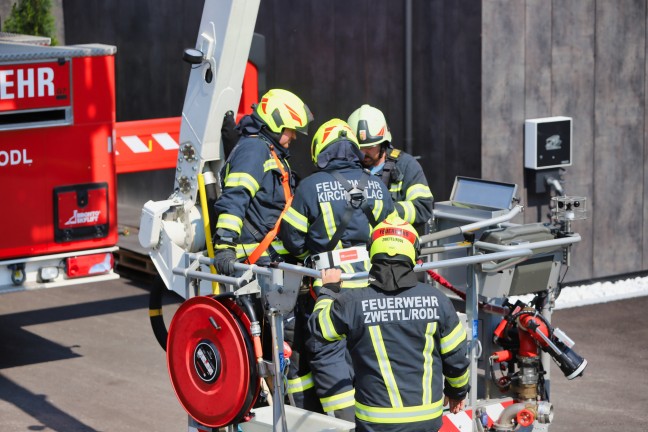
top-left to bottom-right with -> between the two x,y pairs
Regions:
379,150 -> 433,228
280,159 -> 394,268
310,281 -> 470,432
214,134 -> 293,256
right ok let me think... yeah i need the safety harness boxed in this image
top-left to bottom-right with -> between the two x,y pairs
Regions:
244,144 -> 292,264
380,148 -> 403,187
326,170 -> 377,250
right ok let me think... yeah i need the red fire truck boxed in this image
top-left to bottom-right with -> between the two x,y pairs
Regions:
0,32 -> 260,292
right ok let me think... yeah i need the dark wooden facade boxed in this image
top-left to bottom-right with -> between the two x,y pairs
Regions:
62,0 -> 648,283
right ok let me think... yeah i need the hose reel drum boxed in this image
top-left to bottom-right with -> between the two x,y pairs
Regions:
167,295 -> 260,428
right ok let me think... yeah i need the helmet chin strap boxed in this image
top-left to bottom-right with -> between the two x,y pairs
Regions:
379,143 -> 388,158
260,126 -> 282,145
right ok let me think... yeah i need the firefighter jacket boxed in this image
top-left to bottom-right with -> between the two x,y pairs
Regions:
213,114 -> 293,261
375,149 -> 433,233
280,153 -> 395,289
309,262 -> 470,432
279,141 -> 395,413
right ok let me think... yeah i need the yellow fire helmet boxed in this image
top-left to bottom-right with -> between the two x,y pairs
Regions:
311,118 -> 360,164
369,215 -> 420,265
255,88 -> 314,135
347,104 -> 392,148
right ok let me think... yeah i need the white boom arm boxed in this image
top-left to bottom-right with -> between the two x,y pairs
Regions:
139,0 -> 260,297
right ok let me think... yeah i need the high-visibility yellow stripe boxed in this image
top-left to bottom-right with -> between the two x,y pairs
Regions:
369,326 -> 402,407
321,389 -> 355,412
405,183 -> 433,200
283,207 -> 308,232
319,300 -> 344,342
313,298 -> 331,312
340,261 -> 370,289
216,214 -> 243,234
148,308 -> 162,317
263,158 -> 279,172
235,241 -> 288,259
422,322 -> 437,404
287,372 -> 314,393
224,172 -> 260,196
389,181 -> 403,193
396,201 -> 416,224
372,199 -> 384,221
341,278 -> 369,288
355,399 -> 444,423
446,369 -> 470,388
320,202 -> 339,248
440,322 -> 467,354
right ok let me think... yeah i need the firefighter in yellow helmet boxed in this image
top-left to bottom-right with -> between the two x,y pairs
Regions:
212,89 -> 314,411
213,88 -> 313,274
347,104 -> 434,234
279,118 -> 395,417
309,215 -> 470,431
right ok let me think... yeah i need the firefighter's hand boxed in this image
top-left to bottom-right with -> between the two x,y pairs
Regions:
321,268 -> 342,285
221,110 -> 240,155
214,248 -> 237,275
444,396 -> 466,414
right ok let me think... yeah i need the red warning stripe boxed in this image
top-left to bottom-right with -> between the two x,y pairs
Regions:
441,399 -> 514,431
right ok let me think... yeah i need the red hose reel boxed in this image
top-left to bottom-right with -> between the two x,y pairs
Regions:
167,296 -> 260,428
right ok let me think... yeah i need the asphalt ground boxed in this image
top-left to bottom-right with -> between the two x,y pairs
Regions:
1,275 -> 646,432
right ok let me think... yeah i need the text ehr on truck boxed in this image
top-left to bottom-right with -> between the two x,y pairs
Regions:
0,33 -> 258,292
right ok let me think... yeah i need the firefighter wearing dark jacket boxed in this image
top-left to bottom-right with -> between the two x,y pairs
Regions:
348,105 -> 433,234
212,88 -> 313,274
279,118 -> 395,418
309,215 -> 470,432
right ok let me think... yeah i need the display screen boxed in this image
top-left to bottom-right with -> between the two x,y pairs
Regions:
536,119 -> 571,168
451,177 -> 517,210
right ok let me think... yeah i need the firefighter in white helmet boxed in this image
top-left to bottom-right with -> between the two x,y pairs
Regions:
347,104 -> 433,234
309,215 -> 470,431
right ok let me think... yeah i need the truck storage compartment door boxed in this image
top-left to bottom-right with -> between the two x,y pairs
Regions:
54,182 -> 109,242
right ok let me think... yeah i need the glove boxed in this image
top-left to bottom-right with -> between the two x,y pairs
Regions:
221,110 -> 240,157
213,247 -> 237,275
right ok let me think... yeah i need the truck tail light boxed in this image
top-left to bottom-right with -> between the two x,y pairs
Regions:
66,253 -> 114,278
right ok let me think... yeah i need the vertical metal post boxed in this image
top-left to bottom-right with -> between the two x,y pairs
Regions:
541,291 -> 553,399
183,253 -> 191,300
270,309 -> 288,432
465,243 -> 479,429
404,0 -> 414,155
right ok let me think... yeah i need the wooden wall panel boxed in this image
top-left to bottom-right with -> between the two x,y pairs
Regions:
61,0 -> 648,283
63,0 -> 200,122
254,1 -> 405,178
593,0 -> 645,278
645,3 -> 648,273
551,0 -> 596,282
412,0 -> 449,199
524,1 -> 552,121
412,0 -> 482,201
522,0 -> 553,226
481,0 -> 526,206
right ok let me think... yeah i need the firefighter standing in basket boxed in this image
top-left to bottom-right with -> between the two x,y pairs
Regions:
348,105 -> 433,234
279,118 -> 395,418
310,215 -> 470,432
211,89 -> 314,411
212,88 -> 313,273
